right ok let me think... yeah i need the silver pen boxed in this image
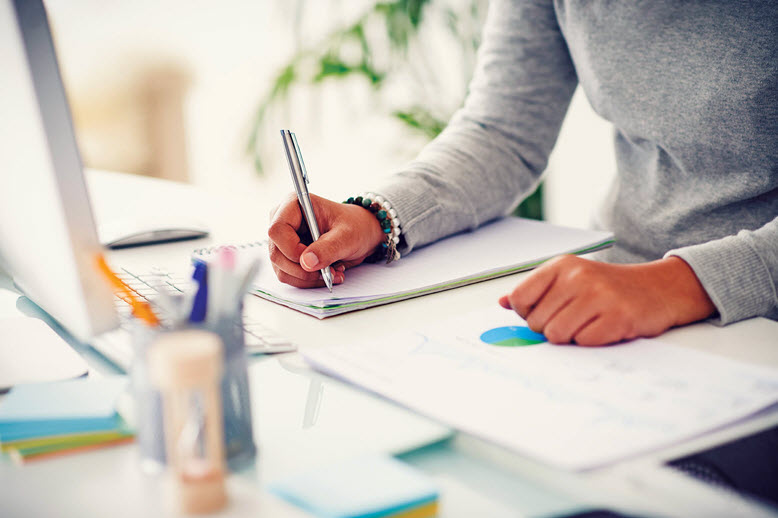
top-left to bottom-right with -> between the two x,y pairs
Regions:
280,129 -> 334,292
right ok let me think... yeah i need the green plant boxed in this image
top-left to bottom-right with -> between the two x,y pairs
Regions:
247,0 -> 543,220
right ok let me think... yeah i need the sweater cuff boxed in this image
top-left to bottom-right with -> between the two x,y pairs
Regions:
665,233 -> 777,325
370,180 -> 442,256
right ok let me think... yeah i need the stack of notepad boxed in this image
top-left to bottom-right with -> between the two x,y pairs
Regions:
269,454 -> 439,518
0,376 -> 133,463
241,217 -> 613,318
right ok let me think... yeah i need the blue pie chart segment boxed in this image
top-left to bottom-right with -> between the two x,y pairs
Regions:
480,326 -> 547,347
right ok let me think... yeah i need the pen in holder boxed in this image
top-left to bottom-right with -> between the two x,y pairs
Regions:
110,251 -> 257,473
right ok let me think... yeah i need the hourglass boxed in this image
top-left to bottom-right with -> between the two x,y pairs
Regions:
149,330 -> 228,514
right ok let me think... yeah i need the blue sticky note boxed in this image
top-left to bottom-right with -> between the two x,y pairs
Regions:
269,454 -> 438,518
0,376 -> 128,442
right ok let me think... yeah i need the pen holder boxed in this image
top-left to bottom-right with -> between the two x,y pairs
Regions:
131,308 -> 257,474
212,308 -> 257,471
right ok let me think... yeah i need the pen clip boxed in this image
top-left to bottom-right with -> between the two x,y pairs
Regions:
290,132 -> 309,185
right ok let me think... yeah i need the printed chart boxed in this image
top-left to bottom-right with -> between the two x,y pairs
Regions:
480,326 -> 546,346
302,307 -> 778,470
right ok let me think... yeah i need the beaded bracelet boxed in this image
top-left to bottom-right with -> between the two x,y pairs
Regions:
343,192 -> 401,264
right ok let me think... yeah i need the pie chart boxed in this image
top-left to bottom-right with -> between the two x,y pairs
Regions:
480,326 -> 546,346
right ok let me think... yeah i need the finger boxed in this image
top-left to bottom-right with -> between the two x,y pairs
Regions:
572,316 -> 628,347
335,259 -> 362,270
269,242 -> 322,283
502,261 -> 560,317
269,193 -> 301,227
299,223 -> 360,272
542,297 -> 598,344
268,194 -> 306,261
524,283 -> 575,333
273,266 -> 326,289
272,262 -> 345,289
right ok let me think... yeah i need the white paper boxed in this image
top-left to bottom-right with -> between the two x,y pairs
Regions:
301,307 -> 778,470
250,217 -> 613,317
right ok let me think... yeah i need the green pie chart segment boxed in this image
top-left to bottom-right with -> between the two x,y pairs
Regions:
480,326 -> 546,347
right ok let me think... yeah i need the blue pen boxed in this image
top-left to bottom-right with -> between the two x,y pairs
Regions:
190,260 -> 208,323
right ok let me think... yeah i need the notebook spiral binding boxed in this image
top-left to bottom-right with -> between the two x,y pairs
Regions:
192,241 -> 266,257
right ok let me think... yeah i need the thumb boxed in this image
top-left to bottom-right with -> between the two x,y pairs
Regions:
298,224 -> 358,272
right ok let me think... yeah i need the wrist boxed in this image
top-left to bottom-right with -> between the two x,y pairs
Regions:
364,209 -> 384,250
654,256 -> 717,326
344,193 -> 402,264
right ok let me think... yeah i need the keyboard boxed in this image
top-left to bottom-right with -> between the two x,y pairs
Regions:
90,266 -> 297,371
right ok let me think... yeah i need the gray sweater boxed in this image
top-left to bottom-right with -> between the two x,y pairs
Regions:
373,0 -> 778,325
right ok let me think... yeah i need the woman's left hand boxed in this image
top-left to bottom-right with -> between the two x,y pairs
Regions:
498,255 -> 716,346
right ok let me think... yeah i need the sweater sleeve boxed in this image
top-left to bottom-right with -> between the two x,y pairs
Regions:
665,216 -> 778,324
372,0 -> 578,255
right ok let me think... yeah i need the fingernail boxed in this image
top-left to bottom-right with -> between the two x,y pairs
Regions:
301,251 -> 318,270
335,272 -> 345,284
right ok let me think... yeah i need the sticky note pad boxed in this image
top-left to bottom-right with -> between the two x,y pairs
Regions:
0,376 -> 128,442
269,454 -> 439,518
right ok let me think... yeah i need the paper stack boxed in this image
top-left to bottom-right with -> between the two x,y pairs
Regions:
0,376 -> 133,463
301,306 -> 778,471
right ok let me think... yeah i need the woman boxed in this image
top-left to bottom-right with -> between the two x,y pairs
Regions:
268,1 -> 778,345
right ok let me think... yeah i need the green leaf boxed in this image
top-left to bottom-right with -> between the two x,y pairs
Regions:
392,108 -> 446,139
245,0 -> 500,203
270,63 -> 297,97
313,56 -> 353,81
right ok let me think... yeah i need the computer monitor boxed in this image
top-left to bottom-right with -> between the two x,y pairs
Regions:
0,0 -> 119,342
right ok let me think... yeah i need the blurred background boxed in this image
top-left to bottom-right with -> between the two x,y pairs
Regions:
46,0 -> 615,228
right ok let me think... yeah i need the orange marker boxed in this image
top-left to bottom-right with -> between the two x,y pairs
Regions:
95,254 -> 160,327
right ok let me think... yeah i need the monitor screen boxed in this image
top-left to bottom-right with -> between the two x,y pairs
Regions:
0,0 -> 118,342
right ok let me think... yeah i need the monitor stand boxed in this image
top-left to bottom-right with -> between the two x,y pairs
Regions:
0,316 -> 89,392
0,271 -> 88,391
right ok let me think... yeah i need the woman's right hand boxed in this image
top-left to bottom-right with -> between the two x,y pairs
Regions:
267,193 -> 385,288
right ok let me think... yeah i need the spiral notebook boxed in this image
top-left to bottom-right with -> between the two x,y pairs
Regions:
193,217 -> 614,318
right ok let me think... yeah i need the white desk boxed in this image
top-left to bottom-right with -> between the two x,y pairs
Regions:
1,170 -> 777,518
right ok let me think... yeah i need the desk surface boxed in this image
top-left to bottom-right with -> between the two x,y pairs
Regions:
1,170 -> 777,518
